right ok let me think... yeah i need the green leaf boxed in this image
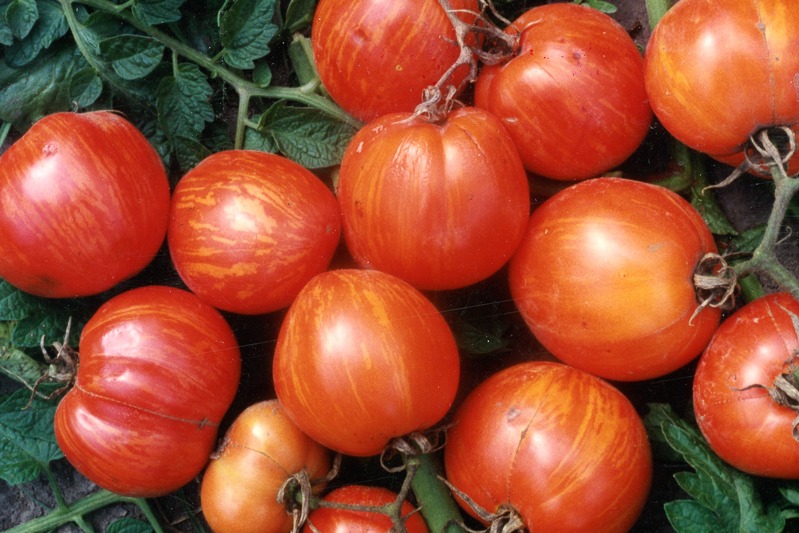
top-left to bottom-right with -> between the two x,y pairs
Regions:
248,102 -> 357,168
0,336 -> 44,388
284,0 -> 315,32
728,224 -> 767,256
156,62 -> 214,141
3,0 -> 67,67
220,0 -> 278,69
645,403 -> 786,533
6,0 -> 38,40
99,34 -> 165,80
68,67 -> 103,108
0,280 -> 86,348
0,387 -> 63,486
107,517 -> 156,533
132,0 -> 186,25
172,134 -> 212,171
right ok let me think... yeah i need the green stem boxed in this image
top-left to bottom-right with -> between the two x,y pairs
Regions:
409,453 -> 467,533
652,140 -> 694,192
61,0 -> 361,147
4,490 -> 162,533
0,121 -> 11,148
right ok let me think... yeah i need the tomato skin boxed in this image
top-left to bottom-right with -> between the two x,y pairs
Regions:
693,293 -> 799,478
337,107 -> 530,290
444,361 -> 652,533
474,4 -> 652,181
303,485 -> 429,533
54,286 -> 241,497
168,150 -> 341,315
508,177 -> 721,381
645,0 -> 799,173
201,400 -> 331,533
273,269 -> 460,457
0,111 -> 170,298
311,0 -> 478,123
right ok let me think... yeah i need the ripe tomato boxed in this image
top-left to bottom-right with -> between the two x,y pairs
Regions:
303,485 -> 429,532
645,0 -> 799,174
201,400 -> 331,533
168,150 -> 341,315
474,3 -> 652,181
0,111 -> 170,298
273,269 -> 460,457
444,361 -> 652,532
311,0 -> 479,123
337,107 -> 530,291
693,293 -> 799,478
508,177 -> 721,381
54,286 -> 241,497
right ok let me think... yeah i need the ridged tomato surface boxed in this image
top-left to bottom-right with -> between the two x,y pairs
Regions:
55,286 -> 241,497
0,111 -> 170,298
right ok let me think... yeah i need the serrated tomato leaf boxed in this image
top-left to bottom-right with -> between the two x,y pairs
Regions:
107,517 -> 157,533
99,34 -> 164,80
131,0 -> 186,26
645,403 -> 787,533
219,0 -> 278,69
156,62 -> 213,142
6,0 -> 39,40
3,0 -> 67,67
249,102 -> 357,168
0,387 -> 62,486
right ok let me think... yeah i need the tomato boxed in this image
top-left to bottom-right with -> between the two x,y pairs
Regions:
337,107 -> 530,291
474,3 -> 652,181
54,286 -> 241,497
311,0 -> 479,123
693,293 -> 799,478
0,111 -> 170,298
508,177 -> 720,381
444,361 -> 652,532
645,0 -> 799,174
201,400 -> 331,533
168,150 -> 341,315
273,269 -> 460,457
303,485 -> 429,532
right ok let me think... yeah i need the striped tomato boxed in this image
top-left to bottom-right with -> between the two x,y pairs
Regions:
445,361 -> 652,532
168,150 -> 341,315
337,107 -> 529,290
273,269 -> 460,457
312,0 -> 479,122
55,286 -> 241,497
304,485 -> 429,532
201,400 -> 331,533
0,111 -> 170,298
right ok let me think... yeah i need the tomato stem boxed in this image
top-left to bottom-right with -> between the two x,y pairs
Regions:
408,453 -> 468,532
645,0 -> 674,28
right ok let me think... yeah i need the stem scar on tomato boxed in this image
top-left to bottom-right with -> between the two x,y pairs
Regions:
24,316 -> 77,408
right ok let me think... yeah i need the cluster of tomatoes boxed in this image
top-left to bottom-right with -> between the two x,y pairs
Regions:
1,0 -> 799,531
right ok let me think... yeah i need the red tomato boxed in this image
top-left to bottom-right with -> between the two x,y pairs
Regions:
0,111 -> 170,298
168,150 -> 341,315
645,0 -> 799,174
337,107 -> 530,290
273,269 -> 460,457
508,177 -> 721,381
303,485 -> 429,533
54,286 -> 241,497
201,400 -> 331,533
312,0 -> 479,123
693,293 -> 799,478
474,3 -> 652,181
444,361 -> 652,532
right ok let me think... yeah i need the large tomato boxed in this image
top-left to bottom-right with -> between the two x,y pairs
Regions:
54,286 -> 241,497
337,107 -> 530,291
168,150 -> 340,315
0,111 -> 170,298
311,0 -> 479,123
508,177 -> 721,381
303,485 -> 429,532
273,269 -> 460,457
693,293 -> 799,478
645,0 -> 799,174
474,3 -> 652,181
201,400 -> 331,533
444,361 -> 652,532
